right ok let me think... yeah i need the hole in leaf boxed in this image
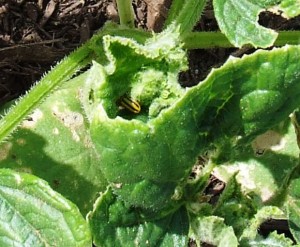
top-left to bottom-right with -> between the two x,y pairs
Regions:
258,219 -> 296,243
258,11 -> 292,30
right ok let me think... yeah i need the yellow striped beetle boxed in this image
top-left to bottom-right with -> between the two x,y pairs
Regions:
118,95 -> 141,114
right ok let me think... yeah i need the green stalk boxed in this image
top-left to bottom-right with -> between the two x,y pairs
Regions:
183,31 -> 300,49
0,43 -> 93,143
183,32 -> 233,49
274,31 -> 300,46
164,0 -> 207,38
164,0 -> 185,27
116,0 -> 135,28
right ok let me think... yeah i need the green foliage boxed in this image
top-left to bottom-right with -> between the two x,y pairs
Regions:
240,206 -> 292,245
0,0 -> 300,246
278,0 -> 300,18
88,187 -> 189,247
0,73 -> 106,215
287,176 -> 300,243
214,120 -> 299,204
245,231 -> 294,247
190,216 -> 238,246
213,0 -> 278,48
0,169 -> 91,246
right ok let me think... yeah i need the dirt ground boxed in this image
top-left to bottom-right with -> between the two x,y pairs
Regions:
1,0 -> 300,245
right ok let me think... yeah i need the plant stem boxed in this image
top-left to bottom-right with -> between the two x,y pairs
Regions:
274,31 -> 300,46
183,31 -> 300,49
164,0 -> 207,38
0,44 -> 93,143
116,0 -> 135,28
183,32 -> 233,49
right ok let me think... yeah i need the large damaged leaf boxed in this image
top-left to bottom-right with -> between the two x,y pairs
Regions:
82,20 -> 300,217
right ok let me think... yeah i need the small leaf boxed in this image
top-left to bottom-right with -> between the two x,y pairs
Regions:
213,0 -> 278,47
0,169 -> 91,246
190,216 -> 238,247
276,0 -> 300,18
213,175 -> 257,237
240,206 -> 285,242
88,187 -> 189,247
246,231 -> 294,247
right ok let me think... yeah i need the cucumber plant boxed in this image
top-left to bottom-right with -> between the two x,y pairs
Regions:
1,0 -> 300,246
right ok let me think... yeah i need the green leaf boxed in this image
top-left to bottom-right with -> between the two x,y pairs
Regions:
240,206 -> 293,246
83,26 -> 192,213
240,206 -> 285,243
287,176 -> 300,243
276,0 -> 300,18
190,216 -> 238,247
84,35 -> 300,213
0,73 -> 107,215
213,175 -> 257,237
0,169 -> 91,246
203,46 -> 300,142
213,0 -> 278,47
213,120 -> 299,204
245,231 -> 294,247
88,187 -> 189,247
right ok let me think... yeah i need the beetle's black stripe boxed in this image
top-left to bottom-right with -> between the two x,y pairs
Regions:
120,96 -> 141,113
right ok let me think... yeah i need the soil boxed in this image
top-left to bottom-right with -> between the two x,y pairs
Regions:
1,0 -> 300,246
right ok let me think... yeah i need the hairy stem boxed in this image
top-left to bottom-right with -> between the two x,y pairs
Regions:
116,0 -> 135,28
165,0 -> 207,38
0,44 -> 93,143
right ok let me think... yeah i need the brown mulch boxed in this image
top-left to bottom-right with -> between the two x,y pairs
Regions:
0,0 -> 107,104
